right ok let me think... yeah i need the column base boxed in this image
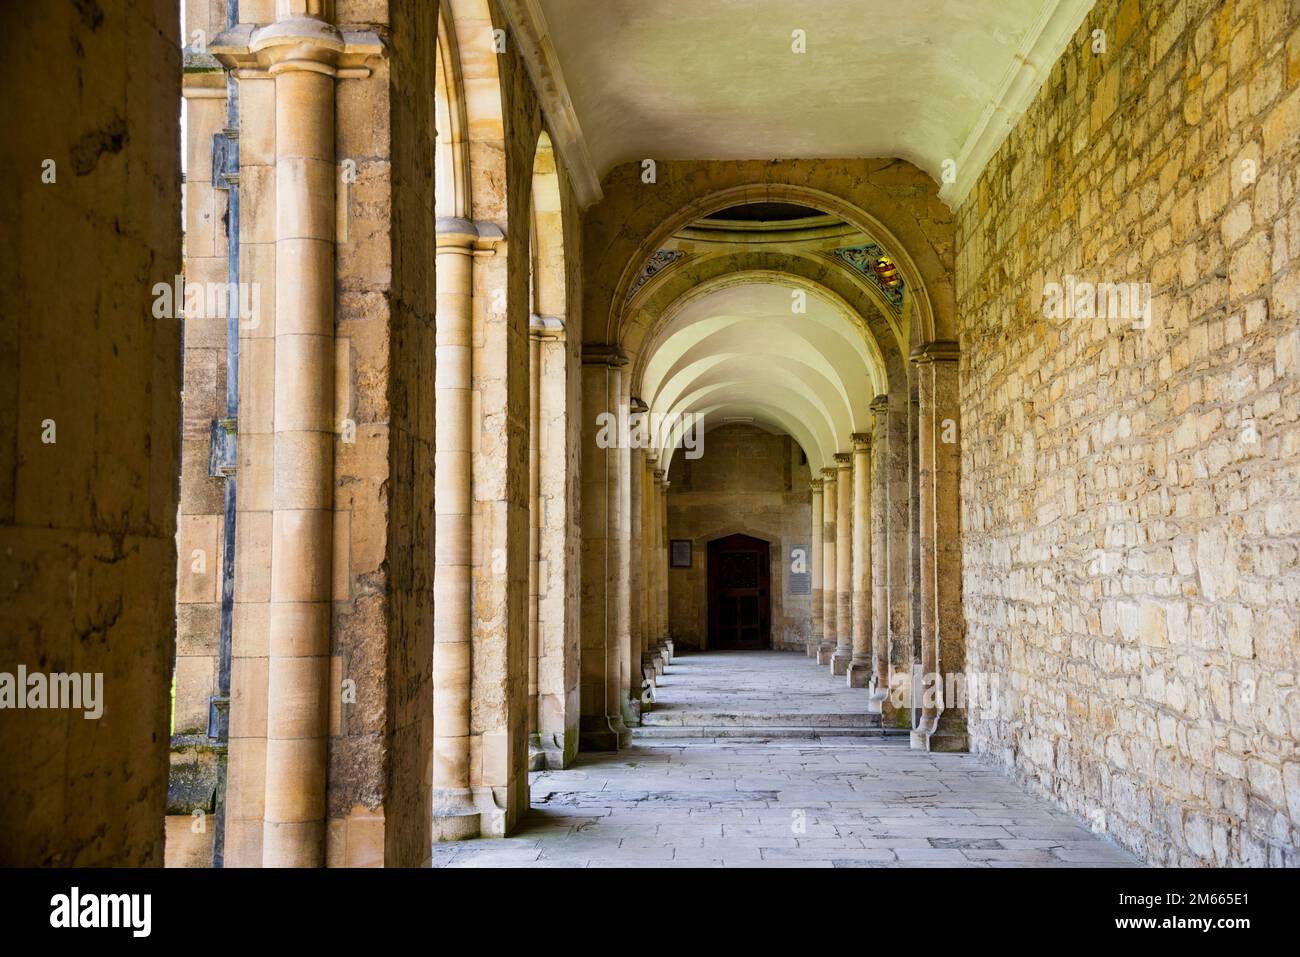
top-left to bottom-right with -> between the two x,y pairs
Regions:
610,712 -> 633,748
621,697 -> 642,729
816,642 -> 836,666
663,638 -> 674,662
640,664 -> 657,708
830,648 -> 852,676
431,789 -> 481,843
846,658 -> 873,688
805,637 -> 820,658
580,714 -> 631,751
910,711 -> 969,752
533,730 -> 574,769
527,738 -> 547,772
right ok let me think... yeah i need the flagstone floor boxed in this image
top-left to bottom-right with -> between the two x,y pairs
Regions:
432,650 -> 1141,868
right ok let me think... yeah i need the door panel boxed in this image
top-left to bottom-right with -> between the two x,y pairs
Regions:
707,534 -> 771,650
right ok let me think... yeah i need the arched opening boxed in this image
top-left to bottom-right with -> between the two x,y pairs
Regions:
575,193 -> 925,749
526,130 -> 575,770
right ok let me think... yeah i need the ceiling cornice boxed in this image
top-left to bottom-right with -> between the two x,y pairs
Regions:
498,0 -> 604,209
938,0 -> 1095,210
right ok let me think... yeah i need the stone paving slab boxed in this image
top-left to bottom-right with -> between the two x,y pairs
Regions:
434,651 -> 1141,868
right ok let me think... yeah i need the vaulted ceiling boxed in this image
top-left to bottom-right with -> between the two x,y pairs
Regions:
503,0 -> 1095,207
640,280 -> 887,471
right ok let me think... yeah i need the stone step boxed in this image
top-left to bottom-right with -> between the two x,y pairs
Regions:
640,710 -> 881,728
631,724 -> 886,739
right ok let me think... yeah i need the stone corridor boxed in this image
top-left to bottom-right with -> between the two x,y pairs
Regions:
5,0 -> 1298,872
431,652 -> 1140,867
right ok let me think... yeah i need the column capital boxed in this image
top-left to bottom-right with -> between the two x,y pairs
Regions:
810,478 -> 824,492
869,394 -> 890,415
582,343 -> 629,368
833,452 -> 852,468
851,433 -> 872,451
820,467 -> 838,481
652,469 -> 665,482
529,314 -> 565,341
909,339 -> 960,364
211,19 -> 383,78
437,218 -> 505,254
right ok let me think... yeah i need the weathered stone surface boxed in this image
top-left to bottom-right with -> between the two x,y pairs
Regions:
959,0 -> 1300,867
0,0 -> 182,866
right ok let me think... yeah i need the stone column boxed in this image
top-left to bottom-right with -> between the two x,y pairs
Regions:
625,442 -> 645,727
869,396 -> 892,714
434,220 -> 480,837
832,453 -> 854,675
641,456 -> 658,684
819,467 -> 837,665
259,14 -> 342,868
911,342 -> 967,752
660,477 -> 674,661
527,324 -> 543,770
847,434 -> 874,688
579,346 -> 632,750
650,467 -> 667,668
532,314 -> 571,768
808,479 -> 824,657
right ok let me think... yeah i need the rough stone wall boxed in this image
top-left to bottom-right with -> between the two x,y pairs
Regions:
475,11 -> 550,828
959,0 -> 1300,865
666,425 -> 812,651
380,0 -> 439,868
0,0 -> 182,865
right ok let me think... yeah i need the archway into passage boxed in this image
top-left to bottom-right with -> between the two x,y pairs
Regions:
635,274 -> 887,476
707,533 -> 772,650
602,182 -> 952,351
630,264 -> 885,660
526,129 -> 578,771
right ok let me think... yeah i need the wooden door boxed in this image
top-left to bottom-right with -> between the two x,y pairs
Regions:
707,534 -> 771,650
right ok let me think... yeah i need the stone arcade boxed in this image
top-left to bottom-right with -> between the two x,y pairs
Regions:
1,0 -> 1297,869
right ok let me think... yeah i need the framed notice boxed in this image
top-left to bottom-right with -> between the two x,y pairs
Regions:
670,539 -> 693,568
788,544 -> 810,595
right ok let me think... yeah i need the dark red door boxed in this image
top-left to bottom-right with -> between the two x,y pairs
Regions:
707,534 -> 771,650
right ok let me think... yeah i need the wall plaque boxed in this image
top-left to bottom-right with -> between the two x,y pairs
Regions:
788,544 -> 811,595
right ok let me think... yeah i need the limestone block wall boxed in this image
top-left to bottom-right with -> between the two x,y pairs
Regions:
959,0 -> 1300,866
666,425 -> 813,651
0,0 -> 182,865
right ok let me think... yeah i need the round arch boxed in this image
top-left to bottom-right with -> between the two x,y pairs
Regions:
605,183 -> 950,349
434,11 -> 470,220
633,272 -> 886,474
441,0 -> 509,223
530,130 -> 566,320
